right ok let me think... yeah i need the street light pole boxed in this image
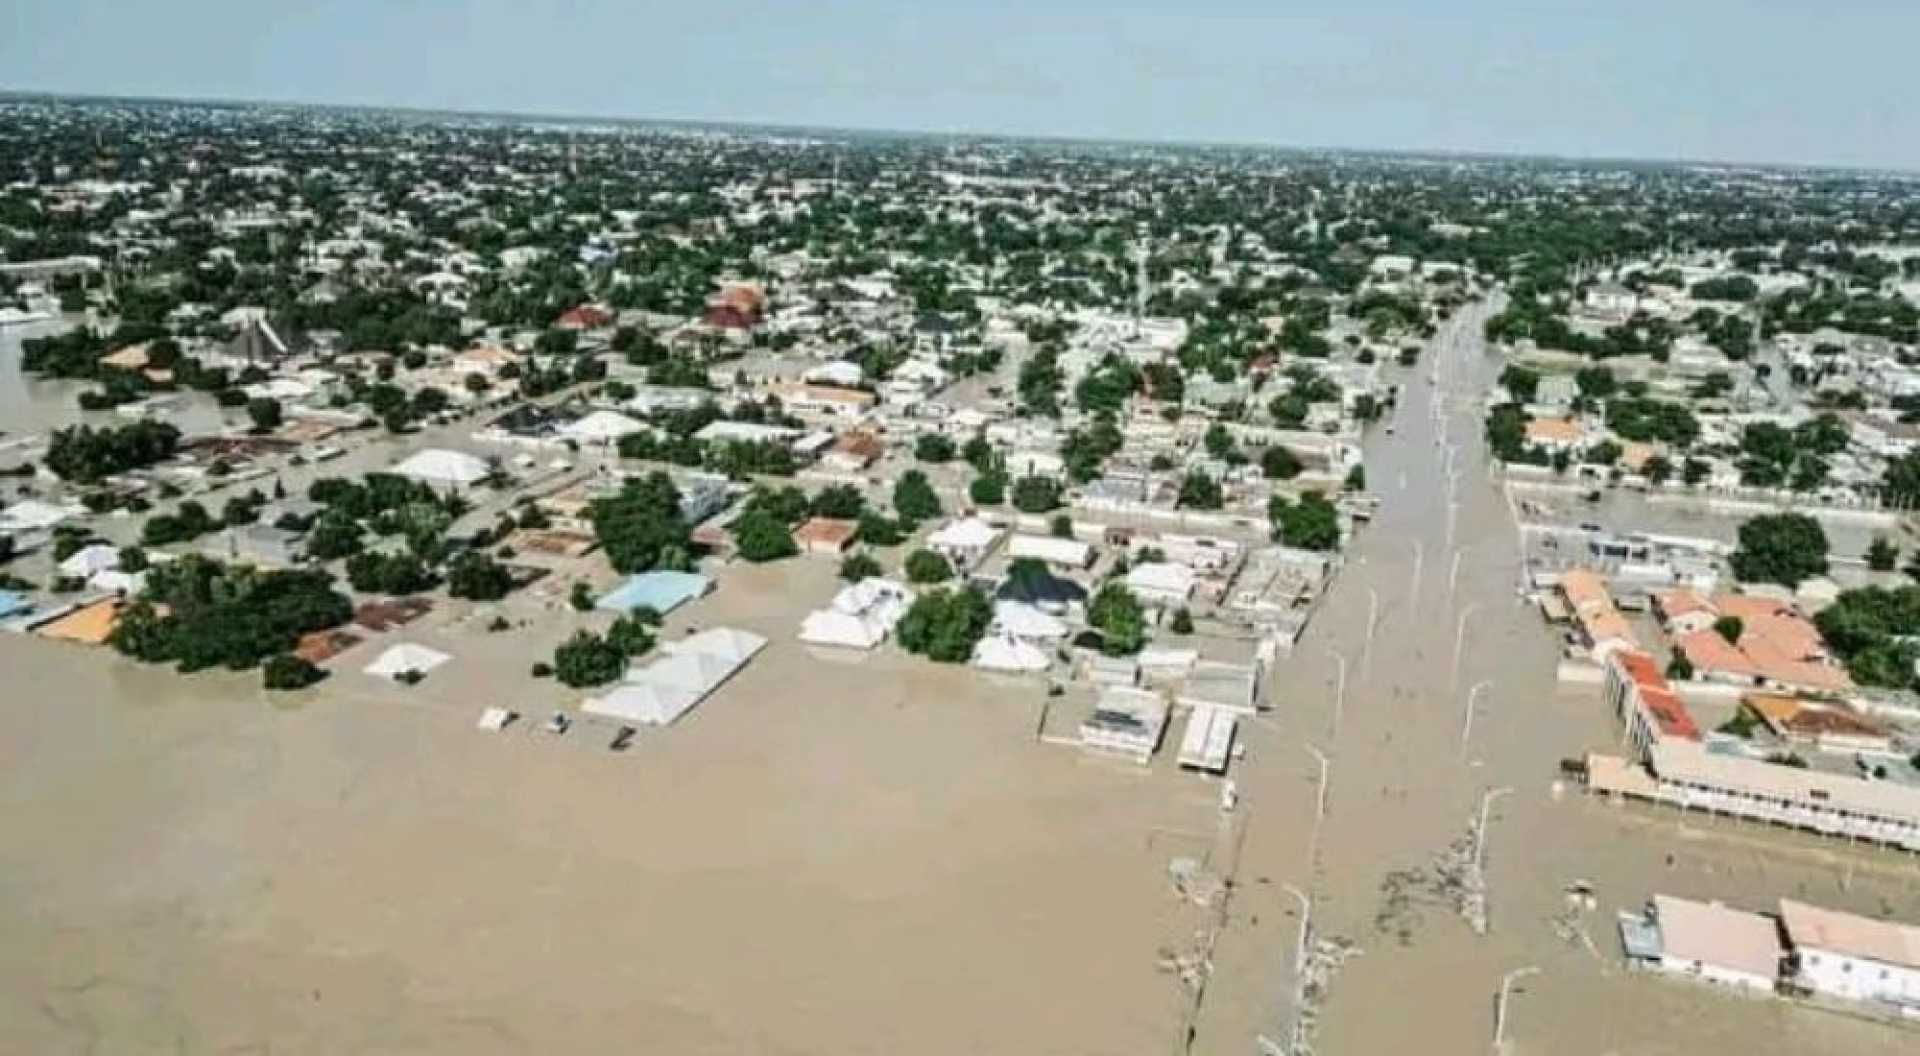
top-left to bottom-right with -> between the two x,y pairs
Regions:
1325,647 -> 1348,737
1461,679 -> 1493,751
1493,965 -> 1540,1051
1475,786 -> 1515,872
1410,539 -> 1425,608
1452,602 -> 1481,691
1282,882 -> 1312,1041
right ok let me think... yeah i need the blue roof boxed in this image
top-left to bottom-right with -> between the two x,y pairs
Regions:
0,591 -> 29,619
596,571 -> 710,615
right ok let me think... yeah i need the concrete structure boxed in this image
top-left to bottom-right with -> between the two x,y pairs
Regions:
1079,687 -> 1169,765
1781,899 -> 1920,1012
1650,894 -> 1783,994
1177,704 -> 1239,774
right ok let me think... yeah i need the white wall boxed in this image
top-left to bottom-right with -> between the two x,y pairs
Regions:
1798,949 -> 1920,1006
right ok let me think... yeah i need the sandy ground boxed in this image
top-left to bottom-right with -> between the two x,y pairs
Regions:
0,552 -> 1246,1055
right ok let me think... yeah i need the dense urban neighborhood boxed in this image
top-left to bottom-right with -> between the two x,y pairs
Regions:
5,97 -> 1920,1055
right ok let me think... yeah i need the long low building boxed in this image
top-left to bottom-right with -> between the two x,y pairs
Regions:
1177,704 -> 1239,774
584,627 -> 766,726
1587,739 -> 1920,852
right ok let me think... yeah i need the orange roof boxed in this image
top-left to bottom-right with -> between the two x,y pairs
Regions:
1525,418 -> 1584,444
1559,569 -> 1613,616
783,383 -> 877,407
1619,441 -> 1660,471
1615,649 -> 1667,691
830,431 -> 884,461
1581,608 -> 1638,648
1746,695 -> 1886,741
792,517 -> 859,548
1639,686 -> 1702,741
36,598 -> 122,645
1655,588 -> 1716,621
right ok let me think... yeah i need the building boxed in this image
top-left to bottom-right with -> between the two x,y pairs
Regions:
1647,894 -> 1783,994
1525,417 -> 1586,451
1126,562 -> 1196,607
775,383 -> 878,422
1587,738 -> 1920,852
556,304 -> 614,330
927,516 -> 1001,571
792,517 -> 858,557
391,448 -> 490,489
1007,533 -> 1094,570
1558,569 -> 1639,661
820,430 -> 884,473
1178,704 -> 1240,774
798,578 -> 912,651
1743,695 -> 1895,756
703,284 -> 767,330
584,627 -> 766,726
1079,687 -> 1170,765
1603,650 -> 1701,759
1659,590 -> 1852,695
1781,899 -> 1920,1011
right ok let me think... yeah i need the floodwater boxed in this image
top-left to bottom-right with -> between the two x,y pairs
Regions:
0,556 -> 1232,1055
1189,298 -> 1918,1055
0,315 -> 237,445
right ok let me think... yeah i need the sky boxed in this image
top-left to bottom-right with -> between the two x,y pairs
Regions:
4,1 -> 1919,170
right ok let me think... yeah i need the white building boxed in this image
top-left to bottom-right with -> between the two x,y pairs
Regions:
1178,704 -> 1239,774
927,516 -> 1002,571
1126,561 -> 1196,607
1079,687 -> 1169,765
1781,899 -> 1920,1011
391,448 -> 490,489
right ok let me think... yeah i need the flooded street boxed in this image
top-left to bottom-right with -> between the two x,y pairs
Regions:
1192,300 -> 1919,1055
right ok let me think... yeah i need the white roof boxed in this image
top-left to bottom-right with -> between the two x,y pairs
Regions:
1178,704 -> 1239,772
992,599 -> 1069,641
798,609 -> 886,650
1654,895 -> 1781,981
929,516 -> 1000,550
589,627 -> 766,726
392,448 -> 489,486
804,361 -> 865,386
59,543 -> 120,578
1008,533 -> 1092,567
476,707 -> 513,731
693,421 -> 800,444
363,642 -> 452,678
87,568 -> 146,595
560,410 -> 646,442
1,499 -> 75,533
1127,561 -> 1196,597
970,634 -> 1050,672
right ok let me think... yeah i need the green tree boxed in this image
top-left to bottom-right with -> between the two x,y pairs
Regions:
446,550 -> 514,600
1177,471 -> 1223,510
1169,607 -> 1195,635
553,630 -> 626,687
969,472 -> 1007,506
896,587 -> 993,663
1269,492 -> 1341,551
590,472 -> 690,573
1262,446 -> 1303,480
856,510 -> 908,547
1868,535 -> 1899,572
247,396 -> 283,432
732,507 -> 799,563
1011,475 -> 1062,513
1729,513 -> 1829,588
262,652 -> 323,691
606,614 -> 656,657
914,433 -> 956,463
1713,615 -> 1745,646
839,552 -> 883,582
892,469 -> 942,521
809,484 -> 866,520
904,548 -> 953,584
1088,582 -> 1146,656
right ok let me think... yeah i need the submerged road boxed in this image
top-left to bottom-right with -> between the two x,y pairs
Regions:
1191,298 -> 1915,1056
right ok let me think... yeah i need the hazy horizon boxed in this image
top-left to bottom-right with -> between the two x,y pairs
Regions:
5,1 -> 1919,171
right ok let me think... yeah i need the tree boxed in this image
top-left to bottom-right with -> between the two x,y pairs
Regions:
809,484 -> 866,520
262,652 -> 324,691
904,548 -> 953,584
892,469 -> 942,521
969,472 -> 1007,506
1643,455 -> 1673,486
839,552 -> 883,582
1170,607 -> 1195,635
895,587 -> 992,663
1868,535 -> 1899,572
914,433 -> 956,463
590,472 -> 690,573
1177,471 -> 1223,510
569,581 -> 596,611
446,550 -> 514,601
1665,653 -> 1694,681
1262,446 -> 1303,480
1050,514 -> 1074,539
304,510 -> 364,560
345,550 -> 436,595
732,507 -> 799,563
552,630 -> 626,688
1088,582 -> 1146,656
247,396 -> 283,432
1498,365 -> 1540,403
1729,513 -> 1829,588
856,510 -> 907,547
1010,475 -> 1062,513
1714,615 -> 1745,646
1269,492 -> 1341,551
44,421 -> 181,482
1344,464 -> 1366,491
606,615 -> 656,658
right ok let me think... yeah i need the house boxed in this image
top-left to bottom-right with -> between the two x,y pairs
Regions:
224,316 -> 304,365
1603,650 -> 1701,759
775,383 -> 878,422
1126,562 -> 1196,607
820,430 -> 884,473
799,578 -> 912,650
1743,695 -> 1894,755
584,627 -> 766,726
1780,899 -> 1920,1010
558,410 -> 647,447
703,284 -> 767,330
1078,686 -> 1169,764
927,516 -> 1001,571
1648,894 -> 1782,994
1007,533 -> 1094,570
971,633 -> 1051,673
451,344 -> 522,378
1666,592 -> 1852,695
1179,704 -> 1240,774
1525,418 -> 1586,451
556,304 -> 614,331
391,448 -> 490,489
792,517 -> 858,557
